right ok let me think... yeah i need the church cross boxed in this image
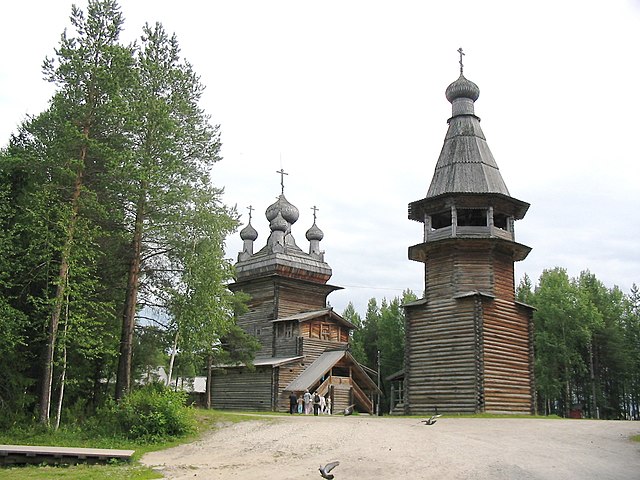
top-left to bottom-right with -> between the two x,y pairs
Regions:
276,168 -> 288,194
247,205 -> 254,222
458,47 -> 465,75
311,205 -> 319,223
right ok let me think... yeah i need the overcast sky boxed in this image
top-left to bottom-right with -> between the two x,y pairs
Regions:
1,0 -> 639,316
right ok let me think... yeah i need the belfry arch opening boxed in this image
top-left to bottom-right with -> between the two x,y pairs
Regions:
457,208 -> 487,227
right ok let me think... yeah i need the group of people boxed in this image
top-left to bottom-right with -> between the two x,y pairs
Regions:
289,389 -> 332,415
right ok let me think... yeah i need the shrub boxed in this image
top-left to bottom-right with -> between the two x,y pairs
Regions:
113,383 -> 195,442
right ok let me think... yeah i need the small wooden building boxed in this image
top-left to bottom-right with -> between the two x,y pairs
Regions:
211,194 -> 380,413
400,62 -> 535,414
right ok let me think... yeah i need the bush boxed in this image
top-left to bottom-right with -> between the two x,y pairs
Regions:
112,383 -> 195,442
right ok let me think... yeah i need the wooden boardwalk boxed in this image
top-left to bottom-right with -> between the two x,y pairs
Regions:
0,444 -> 135,465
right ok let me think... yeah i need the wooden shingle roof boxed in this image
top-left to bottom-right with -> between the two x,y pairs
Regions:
426,113 -> 510,198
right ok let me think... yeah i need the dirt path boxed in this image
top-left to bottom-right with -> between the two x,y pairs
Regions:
141,415 -> 640,479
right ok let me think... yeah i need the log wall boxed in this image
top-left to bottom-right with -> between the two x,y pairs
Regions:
275,361 -> 307,411
276,281 -> 328,317
405,297 -> 479,413
405,240 -> 533,414
211,367 -> 273,411
232,278 -> 276,357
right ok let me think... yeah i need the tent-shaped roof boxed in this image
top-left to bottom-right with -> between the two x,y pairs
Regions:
284,349 -> 380,394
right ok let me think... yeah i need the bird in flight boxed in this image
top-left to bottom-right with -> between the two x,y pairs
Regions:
420,414 -> 442,425
343,404 -> 355,416
319,461 -> 340,479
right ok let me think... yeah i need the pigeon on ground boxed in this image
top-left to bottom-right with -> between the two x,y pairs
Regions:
319,461 -> 340,479
420,414 -> 442,425
343,404 -> 355,416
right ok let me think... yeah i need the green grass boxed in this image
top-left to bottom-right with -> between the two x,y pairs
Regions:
0,409 -> 266,480
0,463 -> 161,480
631,434 -> 640,443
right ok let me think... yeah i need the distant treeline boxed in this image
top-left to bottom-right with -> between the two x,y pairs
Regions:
343,270 -> 640,419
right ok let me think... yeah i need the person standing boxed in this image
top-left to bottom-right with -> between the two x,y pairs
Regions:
303,389 -> 312,415
313,391 -> 321,416
289,392 -> 298,414
319,394 -> 327,414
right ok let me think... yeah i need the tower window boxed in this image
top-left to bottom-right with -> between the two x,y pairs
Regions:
457,208 -> 487,226
494,213 -> 509,230
431,210 -> 452,229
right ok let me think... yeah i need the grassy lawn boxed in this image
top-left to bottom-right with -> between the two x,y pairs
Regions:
0,409 -> 266,480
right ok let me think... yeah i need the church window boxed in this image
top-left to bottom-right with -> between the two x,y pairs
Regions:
321,323 -> 331,340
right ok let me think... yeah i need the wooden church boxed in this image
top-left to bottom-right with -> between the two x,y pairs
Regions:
211,180 -> 380,413
400,54 -> 535,414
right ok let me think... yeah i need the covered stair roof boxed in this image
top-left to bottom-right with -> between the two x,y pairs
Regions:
284,349 -> 380,395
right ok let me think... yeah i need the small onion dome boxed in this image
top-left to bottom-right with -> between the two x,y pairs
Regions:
269,211 -> 288,232
445,74 -> 480,103
306,222 -> 324,241
239,222 -> 258,241
265,194 -> 299,225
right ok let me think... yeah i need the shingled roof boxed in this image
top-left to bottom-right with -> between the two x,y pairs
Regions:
426,115 -> 510,197
426,74 -> 510,198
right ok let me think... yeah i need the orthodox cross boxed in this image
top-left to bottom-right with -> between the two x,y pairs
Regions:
311,205 -> 319,223
247,205 -> 254,223
457,47 -> 465,75
276,168 -> 288,194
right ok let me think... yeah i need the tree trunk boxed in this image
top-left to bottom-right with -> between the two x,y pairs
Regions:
589,341 -> 599,419
39,144 -> 85,425
206,353 -> 212,409
115,189 -> 146,401
55,304 -> 70,430
167,330 -> 179,388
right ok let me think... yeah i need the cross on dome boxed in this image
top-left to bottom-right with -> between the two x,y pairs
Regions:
276,168 -> 288,195
457,47 -> 465,75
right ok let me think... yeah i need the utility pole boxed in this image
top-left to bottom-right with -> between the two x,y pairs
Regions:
376,350 -> 381,416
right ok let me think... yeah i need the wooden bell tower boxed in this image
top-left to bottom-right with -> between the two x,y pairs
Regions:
403,51 -> 535,414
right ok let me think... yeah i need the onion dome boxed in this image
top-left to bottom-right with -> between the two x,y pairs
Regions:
265,194 -> 299,225
269,211 -> 288,232
306,223 -> 324,241
240,222 -> 258,241
445,74 -> 480,103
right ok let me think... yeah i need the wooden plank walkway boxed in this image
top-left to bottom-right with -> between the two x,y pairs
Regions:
0,444 -> 135,465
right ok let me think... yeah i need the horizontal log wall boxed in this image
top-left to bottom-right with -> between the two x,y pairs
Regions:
211,367 -> 273,411
482,297 -> 533,413
494,250 -> 515,302
424,249 -> 455,298
406,241 -> 532,414
273,333 -> 299,357
233,278 -> 276,357
277,281 -> 329,318
302,338 -> 344,363
454,244 -> 494,294
405,297 -> 478,414
275,362 -> 307,411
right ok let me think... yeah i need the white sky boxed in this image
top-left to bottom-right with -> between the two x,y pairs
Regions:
1,0 -> 639,316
